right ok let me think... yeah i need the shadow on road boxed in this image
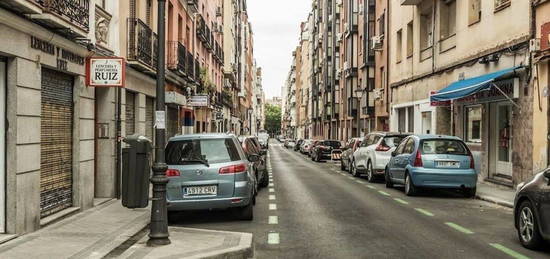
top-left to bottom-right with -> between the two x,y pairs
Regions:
168,209 -> 244,225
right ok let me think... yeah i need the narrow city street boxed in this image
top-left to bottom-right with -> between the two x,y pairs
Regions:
167,140 -> 550,258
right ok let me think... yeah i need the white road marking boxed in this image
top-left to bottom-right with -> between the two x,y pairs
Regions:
269,204 -> 277,210
355,180 -> 362,184
269,188 -> 275,192
269,195 -> 276,200
268,232 -> 280,244
269,183 -> 274,187
269,216 -> 278,224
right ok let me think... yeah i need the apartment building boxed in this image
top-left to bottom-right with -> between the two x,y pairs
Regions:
373,0 -> 389,131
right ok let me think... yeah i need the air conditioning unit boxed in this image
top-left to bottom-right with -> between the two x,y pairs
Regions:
337,33 -> 343,42
373,88 -> 383,100
358,4 -> 364,14
344,23 -> 349,34
335,69 -> 342,80
343,61 -> 350,70
530,38 -> 541,53
336,0 -> 343,6
371,36 -> 383,51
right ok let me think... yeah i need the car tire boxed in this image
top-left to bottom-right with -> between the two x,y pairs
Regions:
463,187 -> 476,198
259,171 -> 269,188
237,199 -> 254,221
517,200 -> 544,249
167,211 -> 178,223
385,167 -> 394,188
404,173 -> 417,196
340,160 -> 346,171
366,161 -> 375,183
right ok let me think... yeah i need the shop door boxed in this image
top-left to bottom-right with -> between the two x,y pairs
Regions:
125,91 -> 136,136
145,97 -> 154,141
495,103 -> 513,177
40,68 -> 74,217
0,60 -> 6,231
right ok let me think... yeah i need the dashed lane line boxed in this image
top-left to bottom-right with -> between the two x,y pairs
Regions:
269,195 -> 276,200
415,208 -> 435,217
269,204 -> 277,210
267,232 -> 280,245
355,180 -> 363,184
378,191 -> 391,196
268,216 -> 279,224
269,188 -> 275,193
269,183 -> 274,187
445,222 -> 474,234
366,185 -> 377,189
394,198 -> 409,205
489,243 -> 530,259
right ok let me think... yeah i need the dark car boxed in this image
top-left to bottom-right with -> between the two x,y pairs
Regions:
294,139 -> 304,151
341,138 -> 362,172
308,140 -> 322,157
240,136 -> 269,189
311,140 -> 342,162
514,169 -> 550,249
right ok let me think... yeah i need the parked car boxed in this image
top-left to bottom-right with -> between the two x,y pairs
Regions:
165,134 -> 258,220
352,132 -> 410,181
308,140 -> 322,157
240,136 -> 269,189
294,139 -> 304,151
311,140 -> 342,162
341,138 -> 362,172
284,139 -> 296,149
514,169 -> 550,249
385,135 -> 477,197
300,139 -> 312,154
258,132 -> 270,149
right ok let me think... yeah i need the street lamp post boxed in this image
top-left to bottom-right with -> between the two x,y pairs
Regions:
148,0 -> 170,247
355,88 -> 364,138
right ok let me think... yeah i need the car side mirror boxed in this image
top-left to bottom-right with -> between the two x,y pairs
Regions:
391,151 -> 397,157
248,154 -> 260,162
544,170 -> 550,180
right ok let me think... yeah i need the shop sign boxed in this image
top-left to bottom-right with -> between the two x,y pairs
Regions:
166,91 -> 187,106
188,95 -> 209,107
430,91 -> 451,107
30,36 -> 85,71
457,78 -> 518,104
85,57 -> 126,87
541,22 -> 550,51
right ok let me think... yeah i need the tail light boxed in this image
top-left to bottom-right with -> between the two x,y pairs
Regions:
375,144 -> 391,152
468,151 -> 475,169
166,169 -> 181,177
219,163 -> 247,174
413,151 -> 423,167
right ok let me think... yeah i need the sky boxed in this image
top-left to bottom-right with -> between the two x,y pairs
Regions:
247,0 -> 312,99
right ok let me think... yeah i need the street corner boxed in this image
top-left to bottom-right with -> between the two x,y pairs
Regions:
118,227 -> 254,259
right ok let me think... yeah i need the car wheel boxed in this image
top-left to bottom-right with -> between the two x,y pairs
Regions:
237,199 -> 254,221
367,161 -> 375,183
167,211 -> 178,223
385,167 -> 393,188
259,171 -> 269,188
340,160 -> 345,171
463,187 -> 476,198
517,200 -> 544,249
404,173 -> 417,196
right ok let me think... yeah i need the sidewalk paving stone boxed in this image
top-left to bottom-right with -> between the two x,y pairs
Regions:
476,181 -> 515,208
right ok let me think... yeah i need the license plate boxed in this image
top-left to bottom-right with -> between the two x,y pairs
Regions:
436,161 -> 460,168
184,185 -> 217,196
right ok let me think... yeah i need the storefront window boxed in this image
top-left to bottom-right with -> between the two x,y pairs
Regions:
465,106 -> 482,143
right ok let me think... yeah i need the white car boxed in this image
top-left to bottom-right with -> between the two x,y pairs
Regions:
300,139 -> 313,154
352,132 -> 410,182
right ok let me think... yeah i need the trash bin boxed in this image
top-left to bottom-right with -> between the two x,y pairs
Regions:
122,134 -> 152,208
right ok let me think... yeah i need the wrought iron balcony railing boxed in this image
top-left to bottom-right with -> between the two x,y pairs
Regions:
186,50 -> 194,80
152,32 -> 159,69
168,41 -> 187,75
36,0 -> 90,31
194,57 -> 200,83
127,18 -> 154,70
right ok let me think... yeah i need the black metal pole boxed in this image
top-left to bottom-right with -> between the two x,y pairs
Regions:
148,0 -> 170,246
116,87 -> 122,199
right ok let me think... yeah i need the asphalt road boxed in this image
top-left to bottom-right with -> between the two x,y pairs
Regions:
169,141 -> 550,259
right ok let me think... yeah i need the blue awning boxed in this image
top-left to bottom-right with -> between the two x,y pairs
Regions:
430,66 -> 522,102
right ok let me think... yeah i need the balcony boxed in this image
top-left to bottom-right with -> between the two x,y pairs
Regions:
30,0 -> 90,37
185,50 -> 195,80
401,0 -> 423,5
187,0 -> 198,13
194,57 -> 201,84
127,18 -> 155,72
196,15 -> 207,43
168,41 -> 187,76
222,90 -> 233,107
0,0 -> 42,15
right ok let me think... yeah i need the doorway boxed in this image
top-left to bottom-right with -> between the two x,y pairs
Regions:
491,102 -> 513,178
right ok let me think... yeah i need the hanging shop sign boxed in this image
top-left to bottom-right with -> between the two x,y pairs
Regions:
85,57 -> 126,87
30,36 -> 85,71
188,95 -> 209,107
430,91 -> 451,107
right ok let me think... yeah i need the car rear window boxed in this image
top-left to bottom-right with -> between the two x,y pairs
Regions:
383,136 -> 407,148
166,138 -> 241,164
323,141 -> 341,148
420,139 -> 468,155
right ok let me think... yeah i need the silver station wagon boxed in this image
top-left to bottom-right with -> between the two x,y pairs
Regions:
165,134 -> 258,220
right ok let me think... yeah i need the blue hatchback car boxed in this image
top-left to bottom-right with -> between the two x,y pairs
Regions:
385,135 -> 477,197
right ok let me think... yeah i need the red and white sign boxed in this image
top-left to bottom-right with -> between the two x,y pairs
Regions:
86,57 -> 126,87
429,91 -> 451,107
542,22 -> 550,51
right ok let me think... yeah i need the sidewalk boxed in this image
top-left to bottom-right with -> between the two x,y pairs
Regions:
476,181 -> 516,208
0,200 -> 254,259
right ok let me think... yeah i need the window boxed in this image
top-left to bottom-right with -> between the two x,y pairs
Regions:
403,139 -> 415,154
465,106 -> 482,143
396,29 -> 402,63
420,6 -> 433,50
439,0 -> 456,40
395,138 -> 408,154
421,139 -> 468,155
379,12 -> 385,37
398,108 -> 406,133
165,138 -> 242,165
468,0 -> 481,25
494,0 -> 510,11
406,21 -> 413,57
407,106 -> 414,132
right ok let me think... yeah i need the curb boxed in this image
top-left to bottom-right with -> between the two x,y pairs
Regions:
193,233 -> 254,259
475,194 -> 514,208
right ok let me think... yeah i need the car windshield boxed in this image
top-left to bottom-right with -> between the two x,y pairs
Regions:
421,139 -> 468,155
383,136 -> 407,147
258,133 -> 269,141
166,138 -> 241,165
323,141 -> 341,148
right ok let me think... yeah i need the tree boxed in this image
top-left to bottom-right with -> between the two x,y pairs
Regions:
264,104 -> 281,137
